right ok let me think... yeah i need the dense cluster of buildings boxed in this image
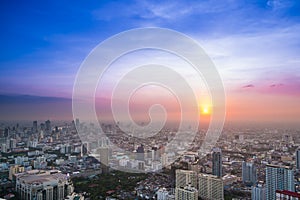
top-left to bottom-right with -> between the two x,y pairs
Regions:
154,128 -> 300,200
0,120 -> 300,199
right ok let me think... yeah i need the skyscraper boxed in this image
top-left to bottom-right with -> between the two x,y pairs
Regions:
212,147 -> 222,177
242,161 -> 257,186
157,188 -> 169,200
266,164 -> 295,200
45,120 -> 51,132
251,184 -> 266,200
1,143 -> 7,153
296,149 -> 300,170
32,121 -> 38,133
198,173 -> 224,200
40,123 -> 45,131
9,138 -> 16,150
175,169 -> 198,189
136,144 -> 145,161
81,142 -> 89,157
75,118 -> 80,127
98,147 -> 109,174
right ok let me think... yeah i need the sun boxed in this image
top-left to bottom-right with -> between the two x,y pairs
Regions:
202,106 -> 210,115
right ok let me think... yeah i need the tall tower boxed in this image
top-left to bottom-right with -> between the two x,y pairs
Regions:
242,161 -> 257,186
251,184 -> 266,200
45,120 -> 51,132
212,147 -> 222,177
32,121 -> 38,133
75,118 -> 80,127
81,142 -> 89,157
98,147 -> 109,174
40,123 -> 45,131
175,169 -> 198,189
198,173 -> 224,200
136,144 -> 145,161
266,164 -> 294,200
296,149 -> 300,170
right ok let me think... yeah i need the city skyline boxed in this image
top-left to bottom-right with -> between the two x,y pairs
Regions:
1,1 -> 300,200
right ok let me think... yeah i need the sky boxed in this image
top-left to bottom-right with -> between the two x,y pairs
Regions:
0,0 -> 300,126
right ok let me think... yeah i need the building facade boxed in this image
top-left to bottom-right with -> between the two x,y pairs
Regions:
296,149 -> 300,170
251,184 -> 266,200
15,170 -> 73,200
212,147 -> 222,177
198,173 -> 224,200
266,164 -> 294,200
276,190 -> 300,200
242,161 -> 257,186
157,188 -> 169,200
175,185 -> 198,200
98,147 -> 109,174
175,169 -> 198,188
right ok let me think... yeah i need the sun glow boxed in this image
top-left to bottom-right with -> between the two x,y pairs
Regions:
202,106 -> 211,115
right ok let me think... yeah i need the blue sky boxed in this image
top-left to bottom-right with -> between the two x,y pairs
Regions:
0,0 -> 300,123
1,0 -> 300,97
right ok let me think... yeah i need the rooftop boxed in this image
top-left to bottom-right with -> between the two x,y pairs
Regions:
16,170 -> 68,185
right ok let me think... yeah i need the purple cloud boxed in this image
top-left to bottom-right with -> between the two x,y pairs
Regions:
242,84 -> 255,88
270,83 -> 284,87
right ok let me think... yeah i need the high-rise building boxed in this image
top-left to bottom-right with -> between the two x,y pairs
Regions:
151,146 -> 159,161
60,144 -> 71,154
198,173 -> 224,200
296,149 -> 300,170
251,184 -> 266,200
32,121 -> 38,133
15,170 -> 73,200
266,164 -> 295,200
45,120 -> 51,132
157,188 -> 169,200
99,137 -> 110,147
81,142 -> 89,157
1,143 -> 7,153
138,160 -> 145,171
136,144 -> 145,161
4,128 -> 9,137
242,161 -> 257,186
9,138 -> 17,150
239,134 -> 244,143
175,185 -> 198,200
212,147 -> 222,177
161,153 -> 168,167
40,123 -> 45,131
98,147 -> 109,174
176,169 -> 198,189
9,165 -> 25,180
75,118 -> 80,127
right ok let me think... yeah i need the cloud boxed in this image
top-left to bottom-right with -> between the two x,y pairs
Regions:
199,23 -> 300,89
270,83 -> 284,87
242,84 -> 255,88
92,0 -> 242,24
2,0 -> 300,100
235,75 -> 300,96
267,0 -> 294,11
